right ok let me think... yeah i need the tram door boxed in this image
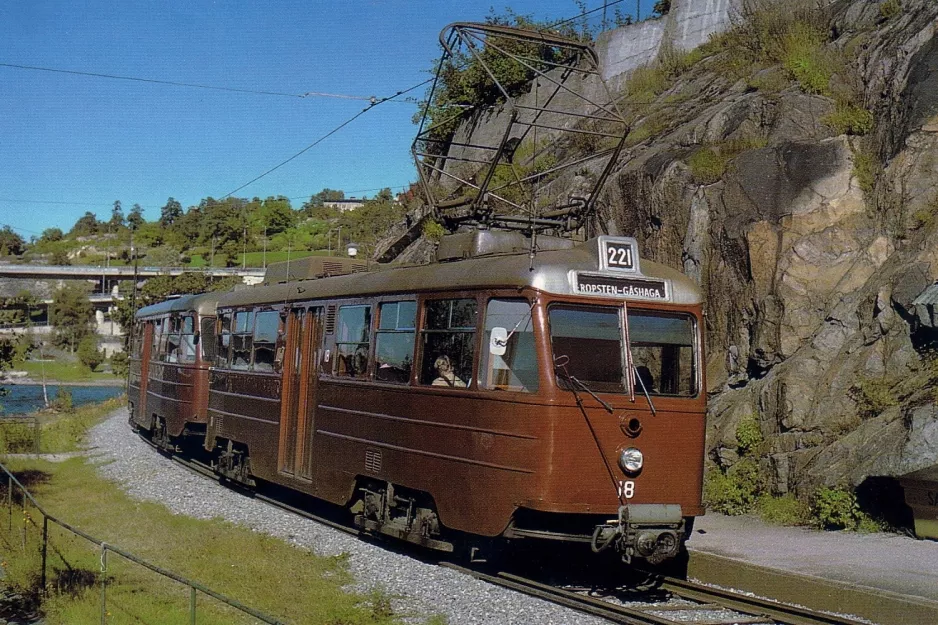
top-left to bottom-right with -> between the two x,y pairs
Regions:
278,307 -> 322,480
137,322 -> 154,427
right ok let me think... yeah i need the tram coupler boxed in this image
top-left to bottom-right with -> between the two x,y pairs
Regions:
591,504 -> 684,565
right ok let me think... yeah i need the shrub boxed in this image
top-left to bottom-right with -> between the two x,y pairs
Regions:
852,148 -> 878,196
703,457 -> 767,515
77,336 -> 103,372
736,417 -> 764,456
689,148 -> 726,184
822,103 -> 875,136
110,351 -> 129,378
848,376 -> 898,419
810,486 -> 882,531
781,23 -> 834,96
52,387 -> 73,413
421,220 -> 447,242
758,493 -> 810,525
879,0 -> 902,20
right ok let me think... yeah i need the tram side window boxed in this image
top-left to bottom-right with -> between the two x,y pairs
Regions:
252,311 -> 280,373
335,305 -> 371,378
231,311 -> 255,370
165,317 -> 181,363
375,301 -> 416,383
151,319 -> 164,360
216,313 -> 232,368
628,312 -> 697,397
420,298 -> 477,387
201,317 -> 216,363
177,315 -> 196,364
479,299 -> 538,392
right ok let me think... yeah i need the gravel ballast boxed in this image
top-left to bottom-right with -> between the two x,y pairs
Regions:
87,408 -> 612,625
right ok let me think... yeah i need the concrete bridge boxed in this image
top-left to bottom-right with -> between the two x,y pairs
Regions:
0,264 -> 265,283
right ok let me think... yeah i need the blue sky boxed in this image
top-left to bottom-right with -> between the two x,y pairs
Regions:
1,1 -> 653,237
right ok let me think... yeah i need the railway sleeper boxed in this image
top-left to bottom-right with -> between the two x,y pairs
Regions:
351,480 -> 454,553
214,439 -> 256,487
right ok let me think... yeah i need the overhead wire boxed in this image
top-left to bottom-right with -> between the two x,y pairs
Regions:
0,62 -> 415,103
220,78 -> 432,199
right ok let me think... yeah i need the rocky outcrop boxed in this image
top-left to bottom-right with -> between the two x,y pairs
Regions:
392,0 -> 938,499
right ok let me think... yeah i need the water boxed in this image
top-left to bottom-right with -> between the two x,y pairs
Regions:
0,385 -> 124,416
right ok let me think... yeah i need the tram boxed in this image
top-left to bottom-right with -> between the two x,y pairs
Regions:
128,291 -> 222,452
194,231 -> 706,566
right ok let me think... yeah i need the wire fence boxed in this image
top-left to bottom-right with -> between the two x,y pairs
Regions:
0,460 -> 287,624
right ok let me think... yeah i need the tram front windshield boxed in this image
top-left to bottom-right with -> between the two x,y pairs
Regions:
548,304 -> 697,396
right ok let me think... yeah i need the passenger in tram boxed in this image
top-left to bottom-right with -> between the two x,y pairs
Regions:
432,355 -> 467,388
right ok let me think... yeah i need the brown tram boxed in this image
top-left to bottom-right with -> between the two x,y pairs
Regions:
127,292 -> 221,452
163,232 -> 706,567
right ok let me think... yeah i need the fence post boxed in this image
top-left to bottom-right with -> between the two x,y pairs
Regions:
190,585 -> 196,624
100,544 -> 108,625
21,487 -> 26,552
41,515 -> 48,594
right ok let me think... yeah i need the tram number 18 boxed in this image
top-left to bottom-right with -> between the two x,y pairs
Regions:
617,480 -> 636,499
605,242 -> 634,270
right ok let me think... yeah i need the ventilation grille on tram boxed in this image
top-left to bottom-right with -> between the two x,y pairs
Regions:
364,449 -> 382,474
324,305 -> 337,335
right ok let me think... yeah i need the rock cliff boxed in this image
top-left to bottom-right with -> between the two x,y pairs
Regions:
387,0 -> 938,505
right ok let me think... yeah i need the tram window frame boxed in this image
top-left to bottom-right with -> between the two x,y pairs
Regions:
216,312 -> 232,368
231,310 -> 255,370
151,318 -> 164,361
419,297 -> 478,388
165,316 -> 182,363
177,315 -> 197,364
478,298 -> 538,393
200,316 -> 216,364
334,304 -> 372,379
252,310 -> 281,373
627,310 -> 698,398
375,300 -> 416,384
548,304 -> 625,393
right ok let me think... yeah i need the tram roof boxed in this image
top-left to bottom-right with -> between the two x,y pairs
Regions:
135,290 -> 223,320
215,237 -> 704,309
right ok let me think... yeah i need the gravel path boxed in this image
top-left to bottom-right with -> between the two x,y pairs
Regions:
87,408 -> 611,625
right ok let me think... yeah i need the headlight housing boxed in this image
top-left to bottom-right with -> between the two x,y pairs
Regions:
618,447 -> 644,475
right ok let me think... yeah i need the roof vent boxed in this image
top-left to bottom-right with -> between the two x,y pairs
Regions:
435,230 -> 573,262
263,256 -> 367,284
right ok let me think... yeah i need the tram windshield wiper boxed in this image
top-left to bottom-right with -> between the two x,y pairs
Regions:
554,355 -> 613,414
632,364 -> 657,416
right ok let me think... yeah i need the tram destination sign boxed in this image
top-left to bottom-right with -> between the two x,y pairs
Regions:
575,273 -> 668,300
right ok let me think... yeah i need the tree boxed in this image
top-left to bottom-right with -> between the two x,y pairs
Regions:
77,336 -> 103,372
0,225 -> 25,256
49,283 -> 95,351
127,204 -> 145,231
111,272 -> 241,339
69,211 -> 100,237
0,337 -> 15,403
653,1 -> 671,16
109,200 -> 125,229
160,197 -> 183,227
40,227 -> 64,243
110,351 -> 129,377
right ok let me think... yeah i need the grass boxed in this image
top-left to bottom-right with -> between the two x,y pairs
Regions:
0,396 -> 124,454
0,456 -> 404,624
16,359 -> 119,384
688,137 -> 769,184
0,395 -> 416,624
822,102 -> 875,136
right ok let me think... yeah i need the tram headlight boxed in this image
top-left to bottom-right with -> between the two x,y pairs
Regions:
618,447 -> 643,475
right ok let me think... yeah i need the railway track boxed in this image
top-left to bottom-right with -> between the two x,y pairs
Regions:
141,437 -> 871,625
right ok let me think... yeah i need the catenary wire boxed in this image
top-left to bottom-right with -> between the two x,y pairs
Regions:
220,78 -> 432,199
0,62 -> 415,103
